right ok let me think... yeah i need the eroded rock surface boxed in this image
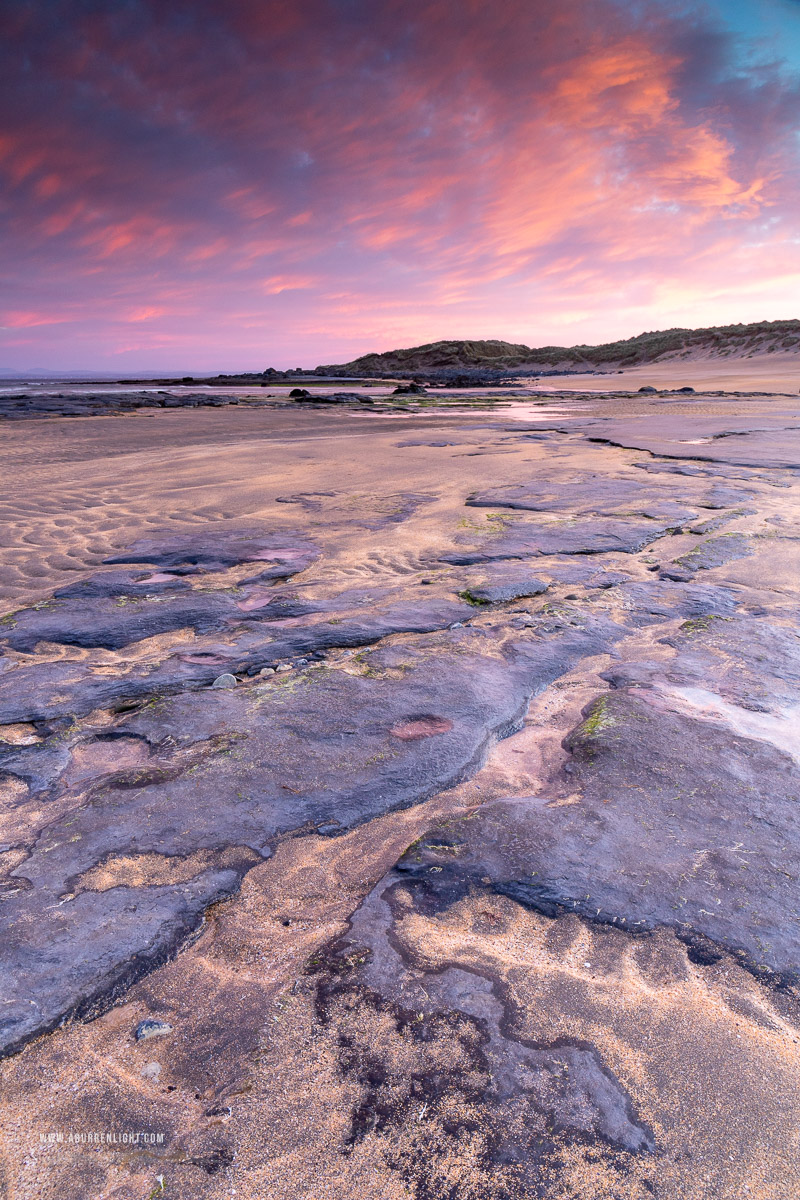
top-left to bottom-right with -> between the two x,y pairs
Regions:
2,391 -> 800,1200
0,390 -> 261,419
0,524 -> 627,1056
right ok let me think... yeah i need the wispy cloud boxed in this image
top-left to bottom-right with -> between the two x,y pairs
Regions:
1,0 -> 798,369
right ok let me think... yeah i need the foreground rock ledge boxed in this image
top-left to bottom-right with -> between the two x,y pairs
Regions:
1,393 -> 799,1200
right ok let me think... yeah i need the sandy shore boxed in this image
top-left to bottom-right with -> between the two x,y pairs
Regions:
529,349 -> 800,394
1,381 -> 799,1199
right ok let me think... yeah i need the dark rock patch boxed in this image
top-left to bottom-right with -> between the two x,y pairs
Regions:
103,529 -> 319,575
689,510 -> 756,534
0,391 -> 256,420
392,382 -> 427,395
54,571 -> 192,600
441,517 -> 671,565
659,565 -> 694,582
300,392 -> 375,405
587,571 -> 630,589
2,591 -> 252,653
394,439 -> 463,447
634,459 -> 792,487
384,684 -> 800,981
135,1018 -> 173,1041
660,615 -> 800,711
274,492 -> 337,511
0,869 -> 241,1060
0,598 -> 477,725
460,575 -> 549,605
611,580 -> 741,621
0,613 -> 624,1057
675,533 -> 753,572
300,871 -> 657,1195
698,486 -> 755,509
275,491 -> 435,529
466,474 -> 697,524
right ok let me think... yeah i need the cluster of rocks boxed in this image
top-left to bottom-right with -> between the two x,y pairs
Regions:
288,388 -> 374,404
0,391 -> 260,419
0,388 -> 397,420
638,385 -> 696,394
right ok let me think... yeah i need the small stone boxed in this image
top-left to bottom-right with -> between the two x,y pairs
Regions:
259,667 -> 276,676
587,572 -> 629,590
211,673 -> 237,689
660,566 -> 693,582
276,663 -> 292,673
135,1019 -> 173,1041
393,382 -> 427,395
205,1105 -> 232,1118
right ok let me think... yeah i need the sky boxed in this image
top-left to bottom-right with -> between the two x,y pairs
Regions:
1,0 -> 800,372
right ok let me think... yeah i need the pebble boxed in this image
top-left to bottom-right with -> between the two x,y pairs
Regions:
211,673 -> 237,689
660,566 -> 693,582
135,1018 -> 173,1041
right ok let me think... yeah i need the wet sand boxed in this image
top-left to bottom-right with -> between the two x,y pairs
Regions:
1,382 -> 799,1199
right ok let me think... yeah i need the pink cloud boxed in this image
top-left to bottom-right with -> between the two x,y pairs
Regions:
0,0 -> 798,370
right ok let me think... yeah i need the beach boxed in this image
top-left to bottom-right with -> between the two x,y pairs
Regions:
1,375 -> 799,1197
